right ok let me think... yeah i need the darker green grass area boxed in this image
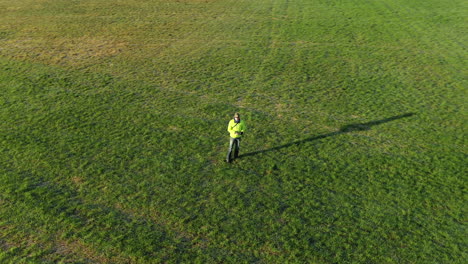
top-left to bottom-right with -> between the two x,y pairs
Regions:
1,0 -> 466,263
1,56 -> 465,263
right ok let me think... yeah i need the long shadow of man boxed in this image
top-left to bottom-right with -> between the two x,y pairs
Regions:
240,113 -> 415,158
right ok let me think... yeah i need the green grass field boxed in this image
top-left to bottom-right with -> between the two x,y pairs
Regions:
0,0 -> 466,263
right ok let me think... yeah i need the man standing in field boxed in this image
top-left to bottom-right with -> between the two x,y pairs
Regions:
226,112 -> 246,163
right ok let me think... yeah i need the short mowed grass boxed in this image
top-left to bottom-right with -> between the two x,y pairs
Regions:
0,0 -> 466,263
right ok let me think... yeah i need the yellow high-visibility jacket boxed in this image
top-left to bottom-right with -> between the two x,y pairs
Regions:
227,119 -> 246,139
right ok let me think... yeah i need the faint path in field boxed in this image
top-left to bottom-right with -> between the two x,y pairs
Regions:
378,0 -> 465,74
239,113 -> 415,158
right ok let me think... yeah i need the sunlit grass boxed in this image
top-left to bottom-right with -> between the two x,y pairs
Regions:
0,0 -> 466,262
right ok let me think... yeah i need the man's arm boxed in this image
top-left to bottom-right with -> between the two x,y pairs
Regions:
239,121 -> 246,135
227,120 -> 233,133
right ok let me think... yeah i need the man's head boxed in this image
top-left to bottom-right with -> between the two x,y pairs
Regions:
234,112 -> 240,123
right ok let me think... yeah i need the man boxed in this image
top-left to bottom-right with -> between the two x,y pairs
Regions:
226,112 -> 246,163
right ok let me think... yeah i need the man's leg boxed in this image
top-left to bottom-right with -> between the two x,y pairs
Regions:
226,137 -> 234,162
234,138 -> 241,158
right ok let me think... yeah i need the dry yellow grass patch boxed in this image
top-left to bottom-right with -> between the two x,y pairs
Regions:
169,125 -> 181,131
71,176 -> 84,186
1,36 -> 128,67
275,102 -> 293,118
2,0 -> 51,11
54,238 -> 131,264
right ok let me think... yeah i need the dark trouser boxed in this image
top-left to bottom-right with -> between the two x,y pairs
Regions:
226,137 -> 241,162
